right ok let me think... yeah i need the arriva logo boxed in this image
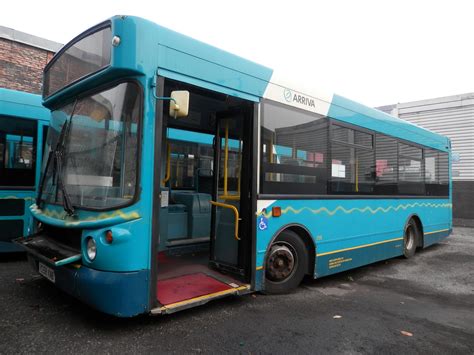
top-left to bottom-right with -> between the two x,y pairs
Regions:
283,88 -> 316,108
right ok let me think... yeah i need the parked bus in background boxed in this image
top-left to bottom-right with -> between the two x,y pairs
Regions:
15,16 -> 451,316
0,88 -> 50,252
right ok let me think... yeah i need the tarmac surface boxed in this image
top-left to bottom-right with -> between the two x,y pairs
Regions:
1,228 -> 473,354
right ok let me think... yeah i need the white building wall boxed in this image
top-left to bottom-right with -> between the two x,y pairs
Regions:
391,93 -> 474,182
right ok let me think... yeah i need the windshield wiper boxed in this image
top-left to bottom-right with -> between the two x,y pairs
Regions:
55,118 -> 75,216
37,101 -> 77,216
36,121 -> 69,208
36,151 -> 53,208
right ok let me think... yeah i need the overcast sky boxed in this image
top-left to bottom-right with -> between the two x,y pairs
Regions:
2,0 -> 473,107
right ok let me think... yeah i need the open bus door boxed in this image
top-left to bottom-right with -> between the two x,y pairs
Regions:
209,108 -> 254,280
151,79 -> 256,314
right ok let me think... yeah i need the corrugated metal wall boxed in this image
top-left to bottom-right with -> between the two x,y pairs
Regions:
391,93 -> 474,182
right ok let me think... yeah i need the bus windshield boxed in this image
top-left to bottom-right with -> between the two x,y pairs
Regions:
39,81 -> 140,210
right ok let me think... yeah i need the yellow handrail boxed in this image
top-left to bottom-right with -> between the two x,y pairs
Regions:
237,140 -> 241,194
162,142 -> 171,185
221,119 -> 242,200
218,194 -> 240,201
210,200 -> 241,241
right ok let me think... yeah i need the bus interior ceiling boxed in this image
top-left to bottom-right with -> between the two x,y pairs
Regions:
156,79 -> 252,306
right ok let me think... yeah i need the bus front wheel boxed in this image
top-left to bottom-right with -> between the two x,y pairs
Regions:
264,230 -> 308,294
403,219 -> 420,259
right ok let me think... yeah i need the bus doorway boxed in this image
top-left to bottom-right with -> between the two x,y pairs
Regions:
210,109 -> 253,276
153,79 -> 255,314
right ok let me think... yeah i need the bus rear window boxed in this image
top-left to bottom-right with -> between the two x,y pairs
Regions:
43,26 -> 112,98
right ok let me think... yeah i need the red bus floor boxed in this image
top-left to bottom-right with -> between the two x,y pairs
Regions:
156,251 -> 244,306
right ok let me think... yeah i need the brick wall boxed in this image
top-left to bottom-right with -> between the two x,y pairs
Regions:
0,38 -> 54,94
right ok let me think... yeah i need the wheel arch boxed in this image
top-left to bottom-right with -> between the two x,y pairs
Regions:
264,223 -> 316,276
404,213 -> 424,248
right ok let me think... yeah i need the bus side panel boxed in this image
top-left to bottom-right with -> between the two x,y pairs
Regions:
255,198 -> 452,282
423,228 -> 452,248
0,191 -> 36,252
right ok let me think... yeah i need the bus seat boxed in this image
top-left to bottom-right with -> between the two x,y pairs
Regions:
171,191 -> 212,238
167,205 -> 188,240
197,175 -> 213,194
168,204 -> 187,213
158,203 -> 188,251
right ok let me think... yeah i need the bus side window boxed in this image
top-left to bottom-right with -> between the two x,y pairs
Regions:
0,116 -> 37,188
330,124 -> 375,194
9,135 -> 34,169
260,101 -> 329,195
435,150 -> 449,197
398,142 -> 424,195
0,132 -> 5,168
375,134 -> 398,195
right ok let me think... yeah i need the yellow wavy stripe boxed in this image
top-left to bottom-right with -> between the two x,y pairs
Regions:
258,202 -> 452,218
30,204 -> 140,225
64,211 -> 141,226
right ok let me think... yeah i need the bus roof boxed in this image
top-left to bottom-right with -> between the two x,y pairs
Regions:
261,73 -> 450,151
0,88 -> 50,122
45,15 -> 450,151
128,16 -> 449,151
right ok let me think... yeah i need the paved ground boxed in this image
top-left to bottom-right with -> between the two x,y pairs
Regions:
1,228 -> 473,354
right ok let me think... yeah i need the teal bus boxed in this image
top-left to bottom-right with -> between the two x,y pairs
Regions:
15,16 -> 451,317
0,88 -> 50,252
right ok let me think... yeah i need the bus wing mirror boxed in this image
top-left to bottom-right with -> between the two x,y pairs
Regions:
169,90 -> 190,118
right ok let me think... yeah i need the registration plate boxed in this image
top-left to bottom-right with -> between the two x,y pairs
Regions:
38,262 -> 56,283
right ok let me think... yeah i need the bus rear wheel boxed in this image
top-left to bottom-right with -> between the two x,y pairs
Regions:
264,230 -> 308,294
403,219 -> 419,259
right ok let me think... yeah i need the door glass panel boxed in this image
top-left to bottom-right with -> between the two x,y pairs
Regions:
218,118 -> 242,199
212,116 -> 244,267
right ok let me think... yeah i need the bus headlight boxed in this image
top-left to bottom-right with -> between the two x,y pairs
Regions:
86,237 -> 97,261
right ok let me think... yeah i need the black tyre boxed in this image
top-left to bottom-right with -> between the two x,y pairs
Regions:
264,230 -> 308,294
403,219 -> 419,258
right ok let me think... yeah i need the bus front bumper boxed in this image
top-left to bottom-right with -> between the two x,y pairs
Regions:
28,256 -> 149,317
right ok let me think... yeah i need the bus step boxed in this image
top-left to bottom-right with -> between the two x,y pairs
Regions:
151,282 -> 251,315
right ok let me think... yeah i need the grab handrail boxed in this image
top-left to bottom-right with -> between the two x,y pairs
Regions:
218,194 -> 240,201
162,142 -> 171,185
210,200 -> 241,241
